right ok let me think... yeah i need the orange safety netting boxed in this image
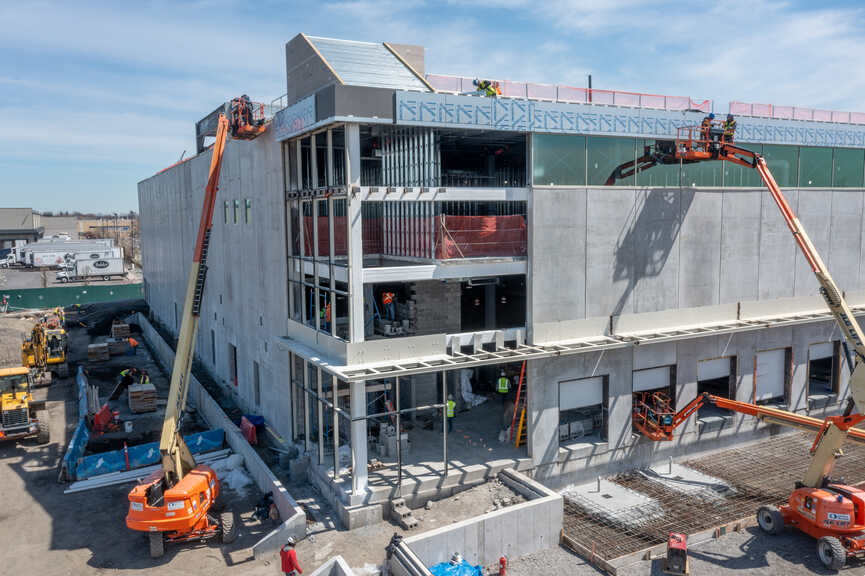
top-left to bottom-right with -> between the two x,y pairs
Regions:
435,215 -> 526,259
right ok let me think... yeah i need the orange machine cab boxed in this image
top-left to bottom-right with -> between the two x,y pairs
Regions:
785,484 -> 865,537
127,465 -> 220,540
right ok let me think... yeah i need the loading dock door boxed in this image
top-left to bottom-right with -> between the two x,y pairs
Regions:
698,358 -> 730,382
633,367 -> 670,392
560,376 -> 604,410
755,349 -> 785,402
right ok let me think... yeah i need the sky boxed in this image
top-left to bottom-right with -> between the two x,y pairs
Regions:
2,0 -> 865,213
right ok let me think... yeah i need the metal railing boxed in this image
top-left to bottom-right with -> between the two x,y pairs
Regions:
730,101 -> 865,125
425,74 -> 711,113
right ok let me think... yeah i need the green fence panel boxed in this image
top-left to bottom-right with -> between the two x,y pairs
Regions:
1,283 -> 143,310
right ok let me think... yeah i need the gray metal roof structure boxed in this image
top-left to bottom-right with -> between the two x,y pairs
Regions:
306,36 -> 429,92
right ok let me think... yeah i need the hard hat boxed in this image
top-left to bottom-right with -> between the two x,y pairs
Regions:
450,552 -> 463,565
500,370 -> 505,376
727,113 -> 734,120
708,113 -> 715,119
448,394 -> 454,400
287,536 -> 296,546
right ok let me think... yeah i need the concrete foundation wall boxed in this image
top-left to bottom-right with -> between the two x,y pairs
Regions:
399,469 -> 562,569
138,129 -> 291,441
528,317 -> 852,484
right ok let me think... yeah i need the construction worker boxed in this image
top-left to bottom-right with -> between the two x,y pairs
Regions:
723,113 -> 737,142
496,370 -> 510,403
382,291 -> 396,321
280,536 -> 303,575
446,394 -> 455,433
140,370 -> 151,386
700,113 -> 714,143
474,79 -> 499,98
127,336 -> 139,356
119,367 -> 138,389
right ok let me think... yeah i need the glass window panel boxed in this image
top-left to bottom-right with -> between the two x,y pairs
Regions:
762,145 -> 798,187
245,198 -> 252,224
316,199 -> 330,262
333,198 -> 347,259
587,137 -> 636,186
532,134 -> 585,186
636,140 -> 679,187
799,146 -> 832,187
833,148 -> 865,188
682,159 -> 722,187
302,201 -> 314,258
723,144 -> 763,187
289,201 -> 300,256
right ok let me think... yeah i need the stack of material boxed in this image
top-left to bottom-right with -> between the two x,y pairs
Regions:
128,382 -> 157,413
106,337 -> 128,356
87,343 -> 110,362
110,321 -> 130,339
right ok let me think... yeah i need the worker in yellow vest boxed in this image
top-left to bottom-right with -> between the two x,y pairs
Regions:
496,370 -> 510,404
446,394 -> 455,433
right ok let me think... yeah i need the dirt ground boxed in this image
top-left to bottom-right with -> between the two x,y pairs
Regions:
0,313 -> 280,576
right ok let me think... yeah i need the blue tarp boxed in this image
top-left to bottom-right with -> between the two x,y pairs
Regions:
429,561 -> 483,576
62,419 -> 90,480
75,428 -> 225,480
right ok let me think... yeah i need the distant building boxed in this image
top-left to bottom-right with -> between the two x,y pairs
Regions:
78,217 -> 136,240
0,208 -> 43,249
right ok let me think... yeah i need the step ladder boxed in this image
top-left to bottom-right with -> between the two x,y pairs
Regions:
509,361 -> 527,448
390,497 -> 418,529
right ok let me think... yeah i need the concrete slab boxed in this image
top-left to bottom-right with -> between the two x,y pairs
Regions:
561,478 -> 663,529
640,462 -> 736,501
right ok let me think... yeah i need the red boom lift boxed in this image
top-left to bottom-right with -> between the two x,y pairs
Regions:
620,118 -> 865,570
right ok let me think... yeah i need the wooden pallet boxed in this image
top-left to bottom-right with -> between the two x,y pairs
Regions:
87,343 -> 110,362
110,322 -> 131,339
128,382 -> 157,413
106,337 -> 128,356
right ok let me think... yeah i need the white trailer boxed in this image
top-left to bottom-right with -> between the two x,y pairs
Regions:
55,257 -> 126,282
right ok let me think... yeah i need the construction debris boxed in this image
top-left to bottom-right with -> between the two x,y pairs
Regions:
390,497 -> 418,529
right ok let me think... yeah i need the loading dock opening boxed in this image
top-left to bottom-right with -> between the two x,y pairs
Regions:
754,348 -> 791,406
559,375 -> 608,444
696,356 -> 736,429
808,341 -> 840,409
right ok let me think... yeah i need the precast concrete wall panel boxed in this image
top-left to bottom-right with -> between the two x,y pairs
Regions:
719,191 -> 761,304
794,190 -> 831,297
585,188 -> 636,317
677,190 -> 721,309
633,189 -> 681,313
828,190 -> 863,291
758,189 -> 798,300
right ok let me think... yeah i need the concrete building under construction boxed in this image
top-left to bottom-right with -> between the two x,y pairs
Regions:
139,33 -> 865,524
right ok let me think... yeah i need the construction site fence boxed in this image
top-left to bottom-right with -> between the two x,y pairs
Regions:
1,283 -> 143,311
304,215 -> 526,260
426,74 -> 711,113
730,100 -> 865,125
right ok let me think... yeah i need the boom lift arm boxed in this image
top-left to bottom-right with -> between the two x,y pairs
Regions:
159,114 -> 228,486
629,124 -> 865,489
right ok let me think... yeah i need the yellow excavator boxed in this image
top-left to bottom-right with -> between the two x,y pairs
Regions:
21,307 -> 68,380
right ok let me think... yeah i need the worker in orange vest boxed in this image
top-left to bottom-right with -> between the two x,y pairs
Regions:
382,291 -> 396,321
127,337 -> 139,356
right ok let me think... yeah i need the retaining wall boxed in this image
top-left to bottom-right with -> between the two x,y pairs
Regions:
391,469 -> 563,573
308,555 -> 356,576
137,312 -> 306,556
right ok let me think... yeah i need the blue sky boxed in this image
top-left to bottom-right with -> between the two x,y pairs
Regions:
2,0 -> 865,213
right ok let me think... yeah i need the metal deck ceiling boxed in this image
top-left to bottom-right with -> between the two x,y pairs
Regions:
307,36 -> 429,92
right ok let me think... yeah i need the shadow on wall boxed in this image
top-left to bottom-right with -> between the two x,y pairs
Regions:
611,189 -> 694,317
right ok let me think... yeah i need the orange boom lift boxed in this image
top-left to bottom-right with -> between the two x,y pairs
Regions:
619,118 -> 865,570
127,105 -> 268,557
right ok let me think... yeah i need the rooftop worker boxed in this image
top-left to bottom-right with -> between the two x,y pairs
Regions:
473,78 -> 500,98
127,336 -> 139,356
723,113 -> 737,142
700,113 -> 714,143
496,370 -> 510,404
446,394 -> 455,433
382,291 -> 396,321
280,536 -> 303,575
